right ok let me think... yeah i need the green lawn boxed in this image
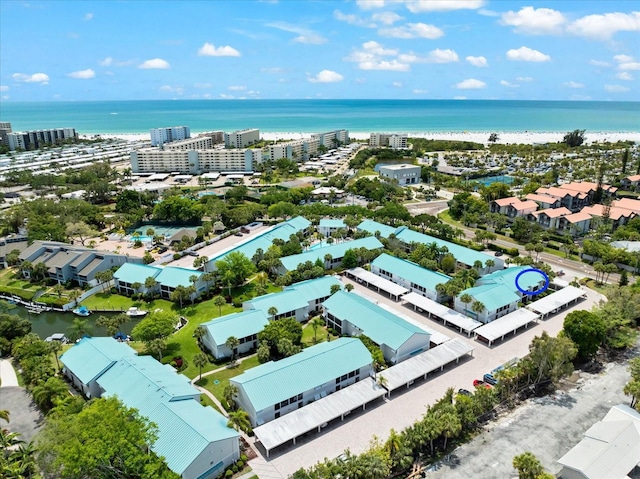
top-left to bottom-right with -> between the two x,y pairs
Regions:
301,320 -> 338,347
200,355 -> 261,409
0,268 -> 43,300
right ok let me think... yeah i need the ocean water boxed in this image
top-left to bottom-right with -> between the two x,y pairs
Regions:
0,100 -> 638,134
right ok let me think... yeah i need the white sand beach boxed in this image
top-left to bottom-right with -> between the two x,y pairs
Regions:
82,130 -> 640,146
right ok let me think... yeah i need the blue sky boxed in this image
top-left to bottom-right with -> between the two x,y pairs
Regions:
1,0 -> 639,101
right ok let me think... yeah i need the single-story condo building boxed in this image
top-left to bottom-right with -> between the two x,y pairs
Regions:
371,253 -> 451,302
201,309 -> 270,359
323,291 -> 432,365
278,236 -> 384,273
113,263 -> 205,301
243,275 -> 342,322
230,337 -> 373,426
61,338 -> 240,479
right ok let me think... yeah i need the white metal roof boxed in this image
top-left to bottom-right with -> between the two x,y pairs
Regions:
474,309 -> 539,342
526,286 -> 586,316
382,338 -> 474,391
253,377 -> 386,453
346,267 -> 409,297
403,292 -> 482,334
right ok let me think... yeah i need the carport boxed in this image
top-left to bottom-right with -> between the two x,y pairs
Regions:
344,267 -> 409,301
253,377 -> 386,457
474,309 -> 539,347
381,338 -> 475,394
526,286 -> 587,319
403,292 -> 483,336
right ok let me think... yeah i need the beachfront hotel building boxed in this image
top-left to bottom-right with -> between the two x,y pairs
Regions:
369,133 -> 408,149
130,147 -> 261,174
267,137 -> 320,162
224,129 -> 260,148
6,128 -> 78,151
0,122 -> 11,146
311,129 -> 349,147
150,126 -> 190,146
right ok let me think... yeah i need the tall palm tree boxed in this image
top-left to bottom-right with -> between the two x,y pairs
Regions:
267,306 -> 278,321
67,317 -> 93,342
223,384 -> 238,410
48,340 -> 62,372
227,409 -> 251,433
225,336 -> 240,361
68,289 -> 82,307
193,353 -> 208,382
194,326 -> 206,345
459,293 -> 473,314
420,413 -> 441,455
213,295 -> 226,317
439,411 -> 462,450
32,377 -> 69,412
471,301 -> 485,318
310,317 -> 325,343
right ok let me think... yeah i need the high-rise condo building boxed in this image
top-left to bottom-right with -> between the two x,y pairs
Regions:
149,126 -> 191,146
369,133 -> 408,149
224,129 -> 260,148
0,122 -> 12,146
130,148 -> 261,174
311,129 -> 349,148
6,128 -> 77,151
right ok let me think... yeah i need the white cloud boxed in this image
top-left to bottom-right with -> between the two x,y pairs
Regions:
614,54 -> 634,63
616,72 -> 634,81
261,67 -> 284,73
501,7 -> 565,35
99,57 -> 113,67
516,76 -> 533,82
372,11 -> 402,25
356,0 -> 387,10
466,55 -> 488,67
228,85 -> 246,91
568,12 -> 640,40
378,22 -> 444,39
413,89 -> 429,94
589,59 -> 610,67
360,60 -> 410,71
506,46 -> 550,62
392,81 -> 403,88
500,80 -> 519,88
403,0 -> 485,13
219,93 -> 234,99
84,13 -> 93,21
619,62 -> 640,71
478,8 -> 500,17
563,81 -> 584,88
198,43 -> 241,57
12,72 -> 49,84
267,22 -> 327,44
68,68 -> 95,79
333,10 -> 376,27
138,58 -> 170,69
604,84 -> 630,93
159,85 -> 184,95
307,70 -> 344,83
0,85 -> 9,92
453,96 -> 467,100
455,78 -> 486,89
425,48 -> 459,63
194,82 -> 212,89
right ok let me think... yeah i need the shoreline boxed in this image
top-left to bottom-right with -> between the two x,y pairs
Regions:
82,130 -> 640,146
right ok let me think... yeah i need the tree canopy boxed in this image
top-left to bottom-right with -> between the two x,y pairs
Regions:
563,310 -> 606,359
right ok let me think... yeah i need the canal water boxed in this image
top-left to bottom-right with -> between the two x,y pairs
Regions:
5,304 -> 141,340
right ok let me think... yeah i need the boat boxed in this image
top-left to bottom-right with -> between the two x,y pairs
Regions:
125,307 -> 148,317
72,305 -> 91,317
45,333 -> 69,344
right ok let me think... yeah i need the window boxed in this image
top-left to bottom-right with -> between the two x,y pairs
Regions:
297,393 -> 303,400
275,412 -> 280,419
280,399 -> 288,407
275,403 -> 280,410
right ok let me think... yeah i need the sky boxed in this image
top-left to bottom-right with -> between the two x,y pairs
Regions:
1,0 -> 639,102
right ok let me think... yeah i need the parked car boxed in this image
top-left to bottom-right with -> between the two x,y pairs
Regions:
187,251 -> 199,257
458,388 -> 472,397
494,251 -> 504,257
483,373 -> 498,385
234,232 -> 243,237
473,379 -> 491,388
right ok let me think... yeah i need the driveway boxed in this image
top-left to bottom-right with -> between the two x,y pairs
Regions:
1,359 -> 19,387
0,387 -> 44,443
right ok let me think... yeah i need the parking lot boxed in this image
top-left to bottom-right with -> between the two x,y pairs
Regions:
260,278 -> 604,477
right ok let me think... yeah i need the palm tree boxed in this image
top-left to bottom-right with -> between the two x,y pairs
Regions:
439,411 -> 462,450
67,317 -> 93,342
345,283 -> 354,292
225,336 -> 240,361
330,284 -> 341,295
189,274 -> 199,291
213,295 -> 226,317
0,409 -> 9,423
227,409 -> 252,433
68,289 -> 82,307
310,317 -> 325,343
194,325 -> 206,346
268,306 -> 278,321
223,384 -> 238,410
471,300 -> 485,318
420,412 -> 440,455
32,377 -> 69,412
49,340 -> 62,371
131,282 -> 142,294
459,293 -> 473,314
485,259 -> 495,270
144,276 -> 158,294
147,337 -> 166,362
193,353 -> 208,382
0,429 -> 23,449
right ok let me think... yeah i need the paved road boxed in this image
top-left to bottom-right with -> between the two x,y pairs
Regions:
259,279 -> 604,477
0,358 -> 19,387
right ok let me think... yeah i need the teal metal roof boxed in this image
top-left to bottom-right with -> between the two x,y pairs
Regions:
280,237 -> 383,271
113,263 -> 161,284
96,356 -> 200,407
371,253 -> 451,291
244,290 -> 309,316
461,284 -> 521,311
323,291 -> 430,350
319,219 -> 345,228
231,338 -> 372,412
357,219 -> 399,238
208,216 -> 311,266
394,228 -> 496,268
146,400 -> 239,475
476,266 -> 546,292
60,337 -> 137,384
202,310 -> 270,344
283,275 -> 342,298
155,266 -> 202,289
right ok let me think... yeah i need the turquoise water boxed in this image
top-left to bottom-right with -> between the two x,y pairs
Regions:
309,241 -> 329,250
1,100 -> 638,134
130,235 -> 152,242
476,175 -> 517,187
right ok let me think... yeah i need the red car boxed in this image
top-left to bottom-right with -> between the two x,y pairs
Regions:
473,379 -> 492,389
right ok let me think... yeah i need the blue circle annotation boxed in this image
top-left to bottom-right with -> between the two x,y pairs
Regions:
515,268 -> 549,296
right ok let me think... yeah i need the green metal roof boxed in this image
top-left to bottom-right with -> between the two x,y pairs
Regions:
461,284 -> 521,311
477,266 -> 546,292
283,275 -> 342,298
155,266 -> 202,289
371,253 -> 451,291
146,400 -> 239,475
202,310 -> 270,344
280,237 -> 383,271
113,263 -> 161,285
60,337 -> 137,385
208,216 -> 311,266
394,228 -> 497,268
323,291 -> 430,350
319,219 -> 345,228
357,219 -> 399,238
231,338 -> 372,412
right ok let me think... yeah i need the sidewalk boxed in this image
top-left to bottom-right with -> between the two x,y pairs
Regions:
0,358 -> 19,387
